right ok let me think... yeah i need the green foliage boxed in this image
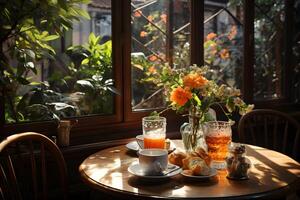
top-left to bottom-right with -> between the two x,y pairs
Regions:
65,33 -> 117,115
69,33 -> 112,79
0,0 -> 90,123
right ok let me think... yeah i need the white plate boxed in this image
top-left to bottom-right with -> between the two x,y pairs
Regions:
128,163 -> 182,179
126,141 -> 140,151
125,141 -> 176,153
180,168 -> 217,179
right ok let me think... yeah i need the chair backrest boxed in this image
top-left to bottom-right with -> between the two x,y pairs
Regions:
238,109 -> 300,161
0,132 -> 68,200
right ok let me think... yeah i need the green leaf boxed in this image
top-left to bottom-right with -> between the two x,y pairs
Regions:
43,34 -> 60,41
50,0 -> 58,4
150,111 -> 160,116
89,33 -> 97,45
24,49 -> 35,59
75,80 -> 94,93
25,62 -> 34,69
75,8 -> 90,19
104,79 -> 113,85
81,58 -> 89,65
17,77 -> 30,85
107,86 -> 120,95
193,94 -> 202,106
29,81 -> 42,86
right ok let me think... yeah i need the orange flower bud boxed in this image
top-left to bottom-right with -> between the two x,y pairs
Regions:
183,73 -> 208,89
220,49 -> 229,59
147,15 -> 154,22
149,55 -> 158,62
206,32 -> 217,40
140,31 -> 148,37
133,11 -> 142,18
148,66 -> 156,74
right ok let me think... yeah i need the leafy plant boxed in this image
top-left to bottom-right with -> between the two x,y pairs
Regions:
0,0 -> 90,123
66,33 -> 118,115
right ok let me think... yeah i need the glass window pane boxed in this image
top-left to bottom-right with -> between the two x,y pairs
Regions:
131,0 -> 191,111
254,0 -> 285,100
204,1 -> 244,89
4,0 -> 113,124
292,1 -> 300,103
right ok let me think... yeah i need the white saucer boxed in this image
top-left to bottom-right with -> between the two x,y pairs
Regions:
128,163 -> 182,179
125,141 -> 176,153
126,141 -> 140,151
180,168 -> 217,179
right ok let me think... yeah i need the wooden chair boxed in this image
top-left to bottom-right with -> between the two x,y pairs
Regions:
238,109 -> 300,161
0,132 -> 68,200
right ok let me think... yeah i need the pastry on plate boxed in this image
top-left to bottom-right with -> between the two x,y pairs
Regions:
182,156 -> 211,176
182,169 -> 193,176
168,151 -> 187,167
194,147 -> 212,166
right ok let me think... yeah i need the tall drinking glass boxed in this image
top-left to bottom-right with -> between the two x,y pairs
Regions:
204,121 -> 233,169
142,116 -> 166,149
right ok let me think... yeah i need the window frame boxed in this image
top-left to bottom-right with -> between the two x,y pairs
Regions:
0,0 -> 298,142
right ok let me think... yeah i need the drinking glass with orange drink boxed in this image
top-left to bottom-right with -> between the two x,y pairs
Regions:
204,121 -> 234,169
142,116 -> 166,149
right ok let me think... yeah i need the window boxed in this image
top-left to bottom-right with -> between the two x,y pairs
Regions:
131,0 -> 191,111
1,0 -> 298,140
203,0 -> 243,90
2,1 -> 114,125
253,0 -> 285,100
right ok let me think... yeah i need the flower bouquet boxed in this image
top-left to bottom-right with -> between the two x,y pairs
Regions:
148,64 -> 254,151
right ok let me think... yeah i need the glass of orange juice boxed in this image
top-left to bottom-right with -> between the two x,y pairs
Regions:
142,116 -> 166,149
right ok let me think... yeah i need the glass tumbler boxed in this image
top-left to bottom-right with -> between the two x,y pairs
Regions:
204,121 -> 233,169
142,116 -> 166,149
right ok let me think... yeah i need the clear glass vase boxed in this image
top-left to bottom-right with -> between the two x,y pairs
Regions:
180,115 -> 204,152
180,107 -> 216,152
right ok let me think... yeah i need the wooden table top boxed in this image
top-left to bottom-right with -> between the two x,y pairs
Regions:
79,140 -> 300,199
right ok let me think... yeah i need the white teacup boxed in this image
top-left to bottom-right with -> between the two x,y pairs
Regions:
138,149 -> 168,175
136,135 -> 144,149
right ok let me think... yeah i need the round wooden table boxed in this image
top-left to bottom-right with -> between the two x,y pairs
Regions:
79,140 -> 300,199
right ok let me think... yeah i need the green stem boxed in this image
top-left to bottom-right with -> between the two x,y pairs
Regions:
190,105 -> 204,150
158,105 -> 172,115
210,102 -> 231,121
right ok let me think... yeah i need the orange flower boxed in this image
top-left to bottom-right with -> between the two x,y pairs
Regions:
140,31 -> 147,37
220,49 -> 229,59
206,32 -> 217,40
183,73 -> 208,89
149,55 -> 158,62
160,14 -> 167,23
148,66 -> 156,74
147,15 -> 154,22
228,26 -> 237,40
170,87 -> 192,106
133,11 -> 142,18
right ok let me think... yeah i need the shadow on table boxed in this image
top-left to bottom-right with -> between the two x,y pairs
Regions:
125,149 -> 138,157
128,174 -> 219,196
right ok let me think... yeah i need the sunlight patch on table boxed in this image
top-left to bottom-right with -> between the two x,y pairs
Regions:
90,168 -> 109,180
172,187 -> 187,197
110,172 -> 123,189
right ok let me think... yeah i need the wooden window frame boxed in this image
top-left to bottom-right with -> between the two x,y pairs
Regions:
0,0 -> 298,144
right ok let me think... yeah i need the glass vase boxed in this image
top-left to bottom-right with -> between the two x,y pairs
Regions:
180,107 -> 216,152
